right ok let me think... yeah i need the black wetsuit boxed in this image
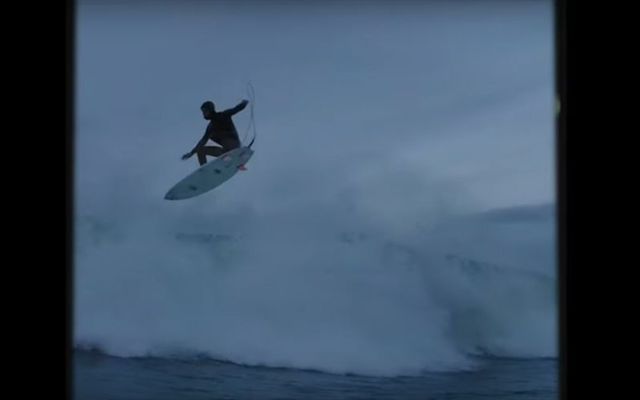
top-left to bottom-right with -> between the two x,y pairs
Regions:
191,101 -> 248,165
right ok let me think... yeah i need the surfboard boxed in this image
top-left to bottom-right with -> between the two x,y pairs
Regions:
164,146 -> 253,200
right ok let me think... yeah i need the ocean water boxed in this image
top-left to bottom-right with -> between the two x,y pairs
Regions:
74,350 -> 557,400
73,203 -> 558,399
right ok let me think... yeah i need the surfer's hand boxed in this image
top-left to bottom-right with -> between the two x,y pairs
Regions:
241,99 -> 249,105
181,152 -> 193,160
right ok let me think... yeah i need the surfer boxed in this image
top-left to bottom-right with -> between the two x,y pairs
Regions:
181,99 -> 249,166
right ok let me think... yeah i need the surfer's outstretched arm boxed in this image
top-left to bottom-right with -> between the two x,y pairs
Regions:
223,99 -> 249,116
182,131 -> 210,160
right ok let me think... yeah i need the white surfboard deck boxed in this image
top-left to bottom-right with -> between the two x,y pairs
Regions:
164,147 -> 253,200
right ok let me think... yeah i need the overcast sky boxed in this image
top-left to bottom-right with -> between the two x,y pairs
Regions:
75,0 -> 555,217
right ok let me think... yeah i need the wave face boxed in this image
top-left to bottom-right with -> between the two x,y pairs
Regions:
74,189 -> 556,377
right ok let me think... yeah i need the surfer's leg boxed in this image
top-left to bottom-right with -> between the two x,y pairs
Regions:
220,138 -> 241,155
220,139 -> 246,170
196,146 -> 226,165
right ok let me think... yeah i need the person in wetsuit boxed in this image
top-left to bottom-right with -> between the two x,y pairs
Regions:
182,99 -> 249,166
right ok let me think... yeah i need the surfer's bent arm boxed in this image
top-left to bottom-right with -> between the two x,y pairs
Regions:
223,99 -> 249,116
